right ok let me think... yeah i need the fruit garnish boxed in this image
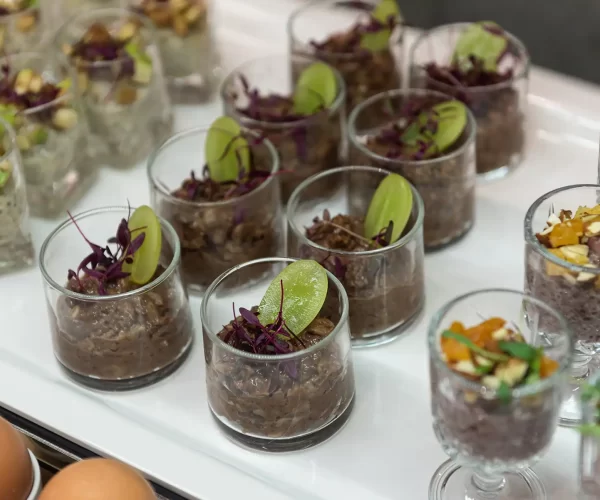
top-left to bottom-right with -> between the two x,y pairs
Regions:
359,0 -> 401,52
205,116 -> 251,183
293,62 -> 337,115
124,41 -> 152,85
452,21 -> 507,72
364,173 -> 413,244
259,260 -> 328,335
123,205 -> 162,285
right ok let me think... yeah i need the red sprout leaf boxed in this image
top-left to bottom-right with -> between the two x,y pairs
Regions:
239,307 -> 262,326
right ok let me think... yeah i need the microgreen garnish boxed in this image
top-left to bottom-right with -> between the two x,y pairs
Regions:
364,173 -> 412,244
497,381 -> 512,404
497,341 -> 538,362
441,330 -> 510,362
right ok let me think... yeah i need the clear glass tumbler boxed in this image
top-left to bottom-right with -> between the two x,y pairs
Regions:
429,289 -> 573,500
524,184 -> 600,425
0,1 -> 45,54
127,0 -> 219,103
40,206 -> 194,391
410,23 -> 529,182
348,88 -> 477,249
0,116 -> 34,275
53,8 -> 173,168
289,0 -> 403,115
221,53 -> 345,203
148,126 -> 285,295
579,371 -> 600,498
0,51 -> 96,218
287,165 -> 425,347
202,257 -> 355,451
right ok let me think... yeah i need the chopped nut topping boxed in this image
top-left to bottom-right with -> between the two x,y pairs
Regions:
140,0 -> 207,37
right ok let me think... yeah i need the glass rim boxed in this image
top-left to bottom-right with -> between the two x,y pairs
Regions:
53,8 -> 156,68
39,205 -> 182,302
524,183 -> 600,274
286,165 -> 425,256
200,257 -> 350,362
287,0 -> 404,61
220,52 -> 346,130
0,115 -> 17,162
427,288 -> 574,398
347,88 -> 477,167
410,22 -> 531,93
146,125 -> 280,208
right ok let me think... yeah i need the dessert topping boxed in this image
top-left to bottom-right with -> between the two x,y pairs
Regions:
441,318 -> 559,403
136,0 -> 207,37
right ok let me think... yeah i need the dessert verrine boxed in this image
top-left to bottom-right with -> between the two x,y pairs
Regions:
202,258 -> 355,451
287,166 -> 425,347
289,0 -> 402,117
40,205 -> 193,390
349,88 -> 476,249
55,8 -> 172,168
410,21 -> 529,180
149,116 -> 284,295
221,54 -> 345,203
428,289 -> 572,500
129,0 -> 217,103
0,115 -> 33,274
0,52 -> 95,218
0,0 -> 44,55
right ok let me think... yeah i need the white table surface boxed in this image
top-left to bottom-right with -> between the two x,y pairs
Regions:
1,1 -> 600,499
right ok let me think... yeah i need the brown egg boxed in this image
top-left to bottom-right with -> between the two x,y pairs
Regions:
39,458 -> 156,500
0,416 -> 33,500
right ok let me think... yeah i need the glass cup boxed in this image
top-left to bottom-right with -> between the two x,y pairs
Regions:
348,88 -> 477,249
0,1 -> 45,54
221,53 -> 346,203
201,257 -> 355,451
0,51 -> 96,218
127,0 -> 219,104
287,165 -> 425,347
148,126 -> 284,295
579,370 -> 600,499
410,23 -> 529,181
39,206 -> 194,391
429,289 -> 573,500
53,8 -> 173,168
0,116 -> 34,274
288,0 -> 403,116
524,184 -> 600,426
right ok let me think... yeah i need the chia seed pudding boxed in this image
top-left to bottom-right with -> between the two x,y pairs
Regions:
0,127 -> 33,274
42,206 -> 193,390
221,54 -> 345,203
432,317 -> 563,464
349,89 -> 476,249
55,9 -> 173,168
202,259 -> 355,449
289,0 -> 403,117
0,0 -> 44,55
130,0 -> 217,102
0,52 -> 95,218
410,22 -> 529,180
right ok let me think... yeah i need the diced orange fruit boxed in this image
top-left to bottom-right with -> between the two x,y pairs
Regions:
548,222 -> 580,248
575,205 -> 600,219
465,317 -> 505,346
448,321 -> 466,334
540,356 -> 559,378
441,337 -> 471,362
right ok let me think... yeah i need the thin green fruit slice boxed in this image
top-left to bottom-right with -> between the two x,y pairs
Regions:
258,260 -> 328,335
293,62 -> 337,115
453,21 -> 507,72
124,205 -> 162,285
360,0 -> 401,52
205,116 -> 250,183
364,173 -> 413,243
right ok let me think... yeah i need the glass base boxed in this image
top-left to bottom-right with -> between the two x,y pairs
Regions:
0,238 -> 34,275
425,220 -> 474,253
210,396 -> 355,452
429,460 -> 546,500
168,73 -> 216,105
351,301 -> 424,348
476,153 -> 522,183
559,373 -> 588,427
55,339 -> 192,392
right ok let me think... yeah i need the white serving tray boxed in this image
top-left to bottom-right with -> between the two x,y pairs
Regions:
1,1 -> 600,498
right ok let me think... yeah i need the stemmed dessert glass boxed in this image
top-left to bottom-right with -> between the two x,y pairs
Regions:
201,257 -> 355,451
524,184 -> 600,425
579,370 -> 600,498
428,289 -> 572,500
